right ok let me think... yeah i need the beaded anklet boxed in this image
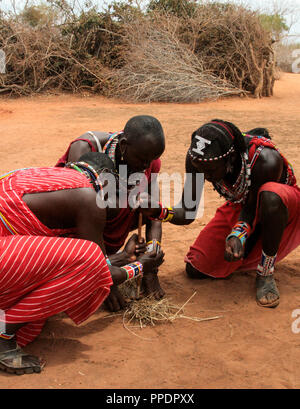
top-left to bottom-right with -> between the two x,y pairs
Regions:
146,239 -> 161,254
121,261 -> 143,280
257,251 -> 277,276
0,332 -> 15,340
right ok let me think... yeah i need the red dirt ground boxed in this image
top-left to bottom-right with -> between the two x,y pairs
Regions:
0,73 -> 300,389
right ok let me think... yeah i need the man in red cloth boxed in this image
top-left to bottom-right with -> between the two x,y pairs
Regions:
0,153 -> 164,375
56,115 -> 165,300
141,120 -> 299,308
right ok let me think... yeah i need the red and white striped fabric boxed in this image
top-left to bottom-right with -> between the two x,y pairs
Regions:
0,167 -> 113,347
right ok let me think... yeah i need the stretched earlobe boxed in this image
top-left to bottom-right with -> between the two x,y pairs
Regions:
226,157 -> 234,174
120,146 -> 126,161
119,138 -> 127,161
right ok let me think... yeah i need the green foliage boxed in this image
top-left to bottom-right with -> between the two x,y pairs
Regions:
20,3 -> 60,27
259,13 -> 289,41
45,0 -> 74,18
147,0 -> 198,17
60,7 -> 125,68
107,0 -> 144,22
198,1 -> 234,13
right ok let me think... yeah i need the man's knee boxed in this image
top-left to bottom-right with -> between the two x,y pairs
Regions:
259,190 -> 288,222
75,240 -> 104,266
185,262 -> 211,279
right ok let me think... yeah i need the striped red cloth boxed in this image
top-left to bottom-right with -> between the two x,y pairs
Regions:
0,167 -> 112,347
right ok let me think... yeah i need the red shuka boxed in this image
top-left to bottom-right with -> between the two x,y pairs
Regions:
0,167 -> 112,346
185,138 -> 300,277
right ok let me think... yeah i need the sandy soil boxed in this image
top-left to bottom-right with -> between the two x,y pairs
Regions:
0,73 -> 300,389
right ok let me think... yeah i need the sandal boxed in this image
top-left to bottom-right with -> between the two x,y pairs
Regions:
256,274 -> 280,308
0,346 -> 43,375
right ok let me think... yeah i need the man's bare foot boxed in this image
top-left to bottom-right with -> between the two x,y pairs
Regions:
141,272 -> 165,300
256,274 -> 280,308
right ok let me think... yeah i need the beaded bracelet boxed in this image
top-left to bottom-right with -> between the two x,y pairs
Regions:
105,256 -> 112,266
121,261 -> 143,280
149,203 -> 174,223
162,207 -> 174,223
226,221 -> 251,247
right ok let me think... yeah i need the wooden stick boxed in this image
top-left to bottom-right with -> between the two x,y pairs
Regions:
138,212 -> 143,243
136,212 -> 143,299
170,292 -> 197,321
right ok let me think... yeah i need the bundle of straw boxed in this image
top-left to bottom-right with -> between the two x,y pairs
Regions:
123,296 -> 181,328
122,292 -> 222,338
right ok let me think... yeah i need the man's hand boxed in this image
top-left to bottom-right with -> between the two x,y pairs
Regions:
137,249 -> 165,273
138,250 -> 165,299
123,233 -> 147,262
225,236 -> 244,262
104,284 -> 127,312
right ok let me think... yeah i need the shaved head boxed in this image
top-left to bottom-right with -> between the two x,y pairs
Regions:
78,152 -> 116,174
124,115 -> 165,150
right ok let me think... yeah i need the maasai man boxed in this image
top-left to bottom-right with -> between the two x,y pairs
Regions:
0,153 -> 164,375
140,119 -> 299,308
56,115 -> 165,302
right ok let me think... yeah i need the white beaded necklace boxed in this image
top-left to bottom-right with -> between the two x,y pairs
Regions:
213,152 -> 251,204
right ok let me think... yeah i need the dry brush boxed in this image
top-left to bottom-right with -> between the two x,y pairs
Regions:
0,3 -> 277,100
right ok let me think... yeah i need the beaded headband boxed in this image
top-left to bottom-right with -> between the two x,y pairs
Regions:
188,121 -> 235,162
188,144 -> 235,162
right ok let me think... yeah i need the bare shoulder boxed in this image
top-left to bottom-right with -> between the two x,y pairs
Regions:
251,147 -> 283,186
53,187 -> 100,215
69,187 -> 102,212
78,131 -> 111,149
67,187 -> 107,243
51,187 -> 104,220
23,186 -> 106,231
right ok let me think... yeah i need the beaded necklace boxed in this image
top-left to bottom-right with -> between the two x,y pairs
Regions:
103,133 -> 129,190
188,142 -> 252,204
103,130 -> 147,196
103,131 -> 123,167
213,152 -> 251,204
66,162 -> 102,192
